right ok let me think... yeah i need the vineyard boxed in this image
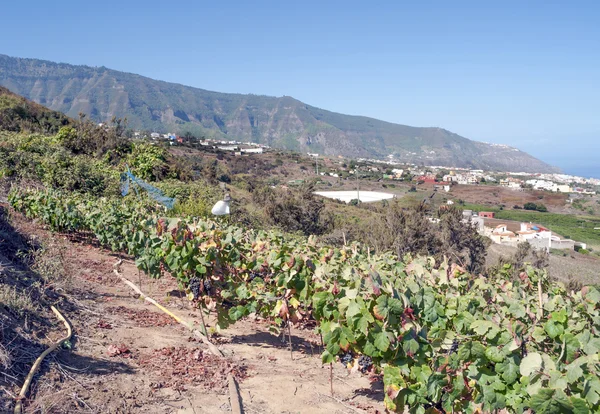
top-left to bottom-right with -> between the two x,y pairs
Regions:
9,188 -> 600,413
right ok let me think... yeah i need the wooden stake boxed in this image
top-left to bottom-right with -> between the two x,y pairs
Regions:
228,374 -> 244,414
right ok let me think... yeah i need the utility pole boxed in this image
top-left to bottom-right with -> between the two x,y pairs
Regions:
356,171 -> 360,202
315,155 -> 319,176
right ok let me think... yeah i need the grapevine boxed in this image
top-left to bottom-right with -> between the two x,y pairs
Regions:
9,188 -> 600,413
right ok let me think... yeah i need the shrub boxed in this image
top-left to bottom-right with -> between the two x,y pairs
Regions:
262,183 -> 333,236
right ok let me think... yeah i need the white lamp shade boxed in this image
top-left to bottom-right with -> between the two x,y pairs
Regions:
212,200 -> 231,215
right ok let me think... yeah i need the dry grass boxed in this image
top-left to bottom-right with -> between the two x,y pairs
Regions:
28,239 -> 70,285
0,339 -> 10,370
0,283 -> 37,316
487,243 -> 600,286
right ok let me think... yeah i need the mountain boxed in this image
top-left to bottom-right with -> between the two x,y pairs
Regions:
0,54 -> 559,173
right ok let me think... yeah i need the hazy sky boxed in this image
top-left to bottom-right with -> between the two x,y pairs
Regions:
1,1 -> 598,175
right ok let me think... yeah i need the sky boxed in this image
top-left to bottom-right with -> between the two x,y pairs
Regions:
1,1 -> 599,176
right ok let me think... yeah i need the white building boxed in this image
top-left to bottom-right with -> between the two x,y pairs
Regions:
241,148 -> 264,154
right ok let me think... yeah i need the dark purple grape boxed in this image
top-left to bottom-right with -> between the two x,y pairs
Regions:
449,339 -> 459,355
189,277 -> 201,299
339,351 -> 354,367
203,279 -> 212,296
520,339 -> 528,358
358,355 -> 372,373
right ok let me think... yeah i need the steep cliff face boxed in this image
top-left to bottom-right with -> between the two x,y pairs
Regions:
0,54 -> 559,173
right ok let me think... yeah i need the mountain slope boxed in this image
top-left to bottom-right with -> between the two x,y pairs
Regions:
0,54 -> 558,173
0,85 -> 71,134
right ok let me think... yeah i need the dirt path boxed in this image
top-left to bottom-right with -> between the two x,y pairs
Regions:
6,216 -> 385,413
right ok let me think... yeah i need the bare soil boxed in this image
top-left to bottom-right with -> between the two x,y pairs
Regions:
0,207 -> 384,413
446,185 -> 568,211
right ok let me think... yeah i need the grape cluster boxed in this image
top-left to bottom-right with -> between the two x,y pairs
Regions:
449,339 -> 459,355
339,351 -> 354,367
188,277 -> 201,299
520,339 -> 528,358
203,279 -> 212,296
248,271 -> 260,282
358,355 -> 373,373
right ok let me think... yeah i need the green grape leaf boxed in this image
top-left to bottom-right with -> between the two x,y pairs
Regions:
583,337 -> 600,356
551,309 -> 567,323
529,388 -> 573,413
583,377 -> 600,406
485,346 -> 505,363
563,333 -> 581,363
228,305 -> 248,321
570,397 -> 590,414
520,352 -> 543,377
374,330 -> 391,352
566,363 -> 584,384
496,356 -> 519,385
544,320 -> 565,339
471,320 -> 494,336
532,326 -> 547,342
458,341 -> 486,361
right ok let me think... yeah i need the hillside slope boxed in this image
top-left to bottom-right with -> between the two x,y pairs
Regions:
0,54 -> 558,172
0,85 -> 71,133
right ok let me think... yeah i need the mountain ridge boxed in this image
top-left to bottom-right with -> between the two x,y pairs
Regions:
0,53 -> 559,173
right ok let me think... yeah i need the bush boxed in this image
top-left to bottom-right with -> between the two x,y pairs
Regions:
524,202 -> 537,211
536,204 -> 548,212
349,199 -> 360,206
262,183 -> 333,236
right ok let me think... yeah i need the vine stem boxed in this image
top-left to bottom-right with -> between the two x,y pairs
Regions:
288,319 -> 293,360
199,304 -> 209,337
537,278 -> 543,320
330,362 -> 334,396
